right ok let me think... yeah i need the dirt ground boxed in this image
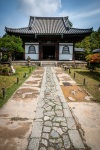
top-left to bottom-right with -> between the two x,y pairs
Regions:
61,85 -> 93,102
55,67 -> 93,102
0,67 -> 44,150
55,67 -> 100,150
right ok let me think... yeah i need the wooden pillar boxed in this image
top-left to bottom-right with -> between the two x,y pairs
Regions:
73,43 -> 75,61
55,44 -> 59,61
39,44 -> 43,60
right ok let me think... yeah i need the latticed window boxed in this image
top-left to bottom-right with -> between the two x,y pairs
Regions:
62,46 -> 70,54
28,45 -> 36,54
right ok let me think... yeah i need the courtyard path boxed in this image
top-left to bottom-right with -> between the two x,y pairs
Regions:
0,66 -> 100,150
28,67 -> 85,150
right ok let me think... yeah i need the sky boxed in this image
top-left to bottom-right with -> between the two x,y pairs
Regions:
0,0 -> 100,37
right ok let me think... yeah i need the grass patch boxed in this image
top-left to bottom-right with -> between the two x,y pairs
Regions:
0,65 -> 35,108
66,67 -> 100,102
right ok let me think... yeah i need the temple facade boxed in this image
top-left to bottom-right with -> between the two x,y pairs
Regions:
5,16 -> 92,61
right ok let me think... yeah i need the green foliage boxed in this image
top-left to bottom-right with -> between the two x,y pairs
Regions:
0,35 -> 24,53
0,65 -> 11,75
0,65 -> 35,108
2,54 -> 8,62
97,26 -> 100,33
86,53 -> 100,71
75,27 -> 100,55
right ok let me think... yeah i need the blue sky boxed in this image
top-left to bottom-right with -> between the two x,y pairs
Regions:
0,0 -> 100,37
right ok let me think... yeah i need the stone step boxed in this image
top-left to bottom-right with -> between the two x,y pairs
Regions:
42,61 -> 56,66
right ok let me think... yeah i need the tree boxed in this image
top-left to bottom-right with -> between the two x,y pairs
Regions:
0,35 -> 24,53
97,26 -> 100,33
75,27 -> 100,56
86,53 -> 100,71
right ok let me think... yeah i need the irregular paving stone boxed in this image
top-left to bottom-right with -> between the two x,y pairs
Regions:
53,127 -> 63,135
56,138 -> 62,143
43,126 -> 51,132
62,134 -> 70,149
47,147 -> 55,150
55,105 -> 62,110
62,127 -> 68,132
53,117 -> 65,122
42,133 -> 49,139
40,147 -> 46,150
41,139 -> 48,147
45,106 -> 52,111
50,130 -> 60,138
53,123 -> 59,127
61,121 -> 67,127
44,121 -> 52,127
49,139 -> 56,143
68,130 -> 85,149
44,111 -> 55,116
28,138 -> 40,150
44,116 -> 50,121
48,102 -> 55,106
43,104 -> 50,109
55,110 -> 63,117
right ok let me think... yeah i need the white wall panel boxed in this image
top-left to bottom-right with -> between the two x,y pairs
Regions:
25,43 -> 39,60
59,43 -> 73,60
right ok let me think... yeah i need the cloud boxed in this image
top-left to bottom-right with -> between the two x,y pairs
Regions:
18,0 -> 61,16
17,0 -> 100,30
72,9 -> 100,19
57,5 -> 100,29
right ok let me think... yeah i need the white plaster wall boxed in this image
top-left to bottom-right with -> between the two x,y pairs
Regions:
59,43 -> 73,60
25,43 -> 39,60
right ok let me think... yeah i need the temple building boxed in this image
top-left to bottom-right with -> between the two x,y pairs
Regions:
5,16 -> 92,61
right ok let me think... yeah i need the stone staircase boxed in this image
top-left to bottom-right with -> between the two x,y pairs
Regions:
41,61 -> 57,67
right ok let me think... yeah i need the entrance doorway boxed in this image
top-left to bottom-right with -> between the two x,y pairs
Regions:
43,46 -> 55,60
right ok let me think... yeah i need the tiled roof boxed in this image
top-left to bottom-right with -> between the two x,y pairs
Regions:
5,16 -> 93,35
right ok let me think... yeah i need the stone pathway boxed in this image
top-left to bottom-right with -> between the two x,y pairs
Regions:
28,67 -> 85,150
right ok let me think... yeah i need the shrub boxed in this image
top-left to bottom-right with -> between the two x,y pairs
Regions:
2,54 -> 8,62
86,53 -> 100,71
2,67 -> 10,75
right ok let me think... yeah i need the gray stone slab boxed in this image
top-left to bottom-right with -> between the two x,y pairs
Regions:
68,130 -> 85,149
39,92 -> 44,98
35,108 -> 44,119
67,117 -> 76,129
28,138 -> 40,150
31,122 -> 43,138
37,100 -> 45,108
40,87 -> 46,92
63,109 -> 73,118
62,102 -> 69,109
